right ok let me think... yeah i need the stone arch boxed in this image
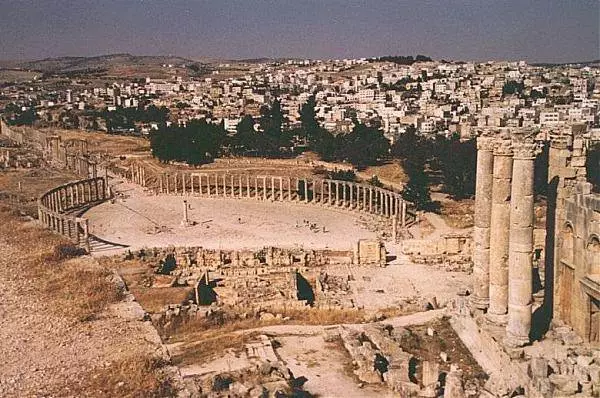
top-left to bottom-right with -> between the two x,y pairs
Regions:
587,235 -> 600,275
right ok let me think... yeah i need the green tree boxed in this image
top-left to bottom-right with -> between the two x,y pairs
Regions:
334,122 -> 390,169
502,80 -> 525,96
300,95 -> 319,141
232,115 -> 256,154
436,135 -> 477,199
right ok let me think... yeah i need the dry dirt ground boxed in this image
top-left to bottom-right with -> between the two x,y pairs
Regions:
0,206 -> 175,397
0,168 -> 79,216
84,181 -> 379,252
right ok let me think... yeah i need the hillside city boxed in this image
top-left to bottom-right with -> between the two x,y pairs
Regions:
2,56 -> 599,142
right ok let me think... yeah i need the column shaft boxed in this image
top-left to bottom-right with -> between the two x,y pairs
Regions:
488,138 -> 513,324
506,138 -> 536,346
472,136 -> 494,310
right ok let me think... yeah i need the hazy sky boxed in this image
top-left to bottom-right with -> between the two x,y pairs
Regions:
0,0 -> 598,62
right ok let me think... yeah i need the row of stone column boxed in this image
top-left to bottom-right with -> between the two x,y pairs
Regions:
46,136 -> 96,178
158,172 -> 407,221
471,130 -> 538,347
37,208 -> 89,250
131,163 -> 146,186
41,178 -> 108,213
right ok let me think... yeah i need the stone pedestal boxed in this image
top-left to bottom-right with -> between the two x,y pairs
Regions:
506,134 -> 537,346
487,136 -> 513,324
472,134 -> 495,310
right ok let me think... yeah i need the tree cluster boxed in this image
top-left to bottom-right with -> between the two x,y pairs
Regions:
4,103 -> 37,126
99,105 -> 169,132
391,127 -> 478,210
502,80 -> 525,96
150,119 -> 226,165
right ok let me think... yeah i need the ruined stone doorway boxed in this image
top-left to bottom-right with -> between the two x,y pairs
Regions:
559,264 -> 574,325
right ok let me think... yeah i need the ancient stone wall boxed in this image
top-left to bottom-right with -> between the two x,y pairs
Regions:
402,233 -> 472,267
127,243 -> 384,271
557,181 -> 600,342
0,119 -> 24,144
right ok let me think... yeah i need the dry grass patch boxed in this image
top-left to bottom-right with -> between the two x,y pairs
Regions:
130,286 -> 193,313
439,199 -> 474,229
360,161 -> 408,186
0,205 -> 123,321
279,307 -> 366,325
66,356 -> 175,398
0,169 -> 78,216
173,331 -> 260,366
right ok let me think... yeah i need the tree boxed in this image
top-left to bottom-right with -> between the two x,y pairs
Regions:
390,125 -> 434,210
502,80 -> 525,96
327,169 -> 356,182
300,95 -> 319,141
367,175 -> 383,187
436,135 -> 477,199
256,99 -> 291,157
150,119 -> 226,165
232,115 -> 256,154
402,161 -> 433,211
333,122 -> 390,169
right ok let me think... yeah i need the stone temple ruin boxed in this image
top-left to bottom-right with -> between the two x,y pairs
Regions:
470,125 -> 599,347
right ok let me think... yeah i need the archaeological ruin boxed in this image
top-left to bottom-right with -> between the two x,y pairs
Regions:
2,117 -> 600,397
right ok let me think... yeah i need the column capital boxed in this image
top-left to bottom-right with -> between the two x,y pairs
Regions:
493,134 -> 513,157
477,135 -> 495,151
549,133 -> 571,149
511,132 -> 539,160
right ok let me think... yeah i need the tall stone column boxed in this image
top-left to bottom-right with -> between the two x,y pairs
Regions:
279,177 -> 283,201
487,135 -> 513,324
305,179 -> 310,203
472,134 -> 495,310
506,133 -> 537,346
348,183 -> 354,209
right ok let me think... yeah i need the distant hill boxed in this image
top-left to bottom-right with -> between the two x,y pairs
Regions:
530,59 -> 600,67
8,53 -> 196,73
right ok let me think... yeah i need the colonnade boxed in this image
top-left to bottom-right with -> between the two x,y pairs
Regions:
471,129 -> 538,347
37,177 -> 110,251
45,136 -> 96,178
153,172 -> 410,225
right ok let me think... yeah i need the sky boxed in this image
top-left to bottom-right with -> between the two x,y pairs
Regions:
0,0 -> 598,63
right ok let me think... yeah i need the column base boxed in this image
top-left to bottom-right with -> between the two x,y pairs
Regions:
486,312 -> 508,325
470,296 -> 489,311
504,332 -> 530,348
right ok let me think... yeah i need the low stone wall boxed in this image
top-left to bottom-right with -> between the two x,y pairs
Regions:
37,176 -> 110,251
402,233 -> 472,268
126,243 -> 385,270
